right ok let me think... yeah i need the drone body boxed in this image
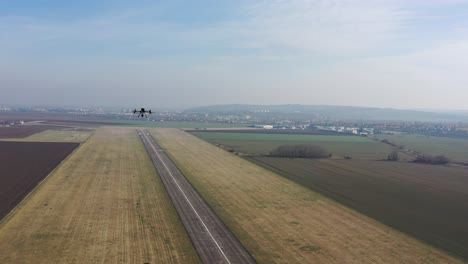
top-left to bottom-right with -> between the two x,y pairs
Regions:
133,108 -> 152,118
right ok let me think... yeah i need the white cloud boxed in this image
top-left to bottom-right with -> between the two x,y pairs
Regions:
1,1 -> 468,110
233,0 -> 410,56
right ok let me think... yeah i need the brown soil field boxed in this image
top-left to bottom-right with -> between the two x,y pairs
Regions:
150,128 -> 463,264
0,126 -> 59,138
248,157 -> 468,260
0,127 -> 199,263
0,141 -> 78,221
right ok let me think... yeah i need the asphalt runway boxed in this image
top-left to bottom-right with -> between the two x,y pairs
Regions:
138,129 -> 256,264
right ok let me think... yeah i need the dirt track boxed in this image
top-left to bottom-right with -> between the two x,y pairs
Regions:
139,129 -> 255,264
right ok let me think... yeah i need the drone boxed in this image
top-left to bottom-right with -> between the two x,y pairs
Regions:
133,108 -> 152,118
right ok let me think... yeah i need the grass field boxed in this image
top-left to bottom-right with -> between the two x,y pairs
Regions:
0,127 -> 199,264
192,131 -> 408,160
376,134 -> 468,162
248,157 -> 468,260
151,128 -> 462,264
0,129 -> 92,143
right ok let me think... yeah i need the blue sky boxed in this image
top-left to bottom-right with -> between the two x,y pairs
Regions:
1,0 -> 468,110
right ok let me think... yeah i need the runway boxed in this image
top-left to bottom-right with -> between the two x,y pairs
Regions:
138,129 -> 256,264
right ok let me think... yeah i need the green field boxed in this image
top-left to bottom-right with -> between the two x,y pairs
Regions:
192,132 -> 409,159
376,134 -> 468,162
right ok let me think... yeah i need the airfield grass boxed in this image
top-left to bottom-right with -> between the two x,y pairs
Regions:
192,132 -> 408,160
151,128 -> 462,264
0,127 -> 199,264
376,134 -> 468,162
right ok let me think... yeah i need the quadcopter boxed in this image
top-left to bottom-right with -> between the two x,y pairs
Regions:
133,108 -> 152,118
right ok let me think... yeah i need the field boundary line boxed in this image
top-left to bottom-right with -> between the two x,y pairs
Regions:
0,133 -> 93,225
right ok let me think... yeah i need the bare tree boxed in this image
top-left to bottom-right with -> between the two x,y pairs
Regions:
414,155 -> 450,165
387,150 -> 399,161
270,144 -> 329,158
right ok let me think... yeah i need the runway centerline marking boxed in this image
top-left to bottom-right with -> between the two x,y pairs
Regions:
141,130 -> 232,264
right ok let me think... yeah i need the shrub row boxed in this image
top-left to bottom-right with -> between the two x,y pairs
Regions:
270,144 -> 329,158
414,155 -> 450,165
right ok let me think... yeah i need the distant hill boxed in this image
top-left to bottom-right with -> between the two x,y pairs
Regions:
185,104 -> 468,122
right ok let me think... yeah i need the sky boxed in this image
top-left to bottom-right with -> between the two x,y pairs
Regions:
1,0 -> 468,110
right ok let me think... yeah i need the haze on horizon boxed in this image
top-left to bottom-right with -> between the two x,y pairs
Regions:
1,0 -> 468,111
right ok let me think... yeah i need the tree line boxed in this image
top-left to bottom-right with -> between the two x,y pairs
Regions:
270,144 -> 330,158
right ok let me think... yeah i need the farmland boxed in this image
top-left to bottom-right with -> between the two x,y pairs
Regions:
0,126 -> 58,138
248,157 -> 468,260
0,141 -> 78,221
5,129 -> 93,143
0,127 -> 199,263
47,119 -> 246,128
0,128 -> 93,143
375,134 -> 468,162
151,128 -> 462,264
102,120 -> 246,128
192,131 -> 408,160
187,128 -> 347,135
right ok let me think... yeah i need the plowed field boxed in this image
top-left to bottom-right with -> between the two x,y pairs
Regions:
151,128 -> 463,264
0,127 -> 199,264
0,141 -> 78,221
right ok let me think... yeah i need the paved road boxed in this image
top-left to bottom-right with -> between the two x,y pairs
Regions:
138,129 -> 256,264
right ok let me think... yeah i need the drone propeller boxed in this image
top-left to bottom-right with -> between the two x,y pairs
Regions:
132,108 -> 152,118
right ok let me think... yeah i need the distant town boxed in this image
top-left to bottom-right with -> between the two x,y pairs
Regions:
1,105 -> 468,139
